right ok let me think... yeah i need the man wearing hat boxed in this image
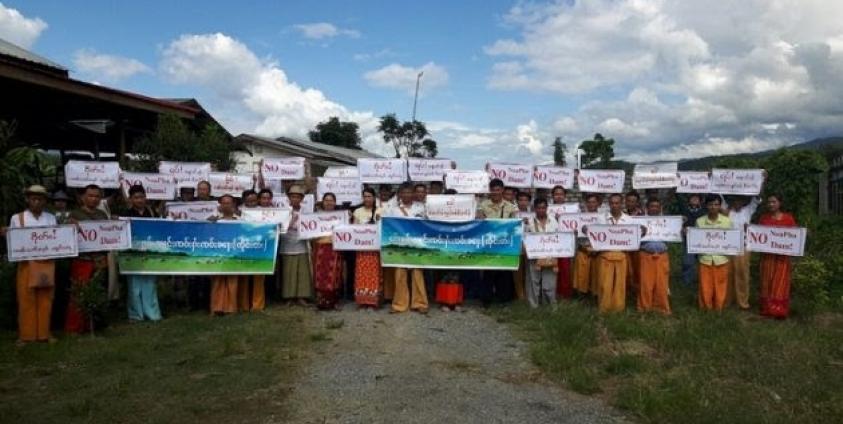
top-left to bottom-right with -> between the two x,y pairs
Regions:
279,184 -> 313,305
9,185 -> 58,344
51,190 -> 72,224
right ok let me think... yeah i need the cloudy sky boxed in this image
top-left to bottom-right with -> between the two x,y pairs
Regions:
3,0 -> 843,168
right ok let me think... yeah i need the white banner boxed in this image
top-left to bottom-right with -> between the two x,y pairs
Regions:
532,166 -> 575,189
272,194 -> 315,214
710,169 -> 764,195
240,208 -> 292,232
77,220 -> 131,252
586,224 -> 641,251
158,161 -> 211,189
260,157 -> 306,180
745,225 -> 806,257
331,224 -> 381,251
357,158 -> 407,184
323,166 -> 359,179
6,225 -> 79,262
557,213 -> 601,238
516,211 -> 535,220
166,201 -> 218,221
317,177 -> 362,205
632,215 -> 683,242
120,172 -> 177,200
444,170 -> 489,194
677,171 -> 711,193
548,203 -> 580,219
64,160 -> 121,188
632,162 -> 679,189
208,172 -> 254,197
486,163 -> 533,188
577,169 -> 626,193
425,194 -> 477,222
687,228 -> 743,256
408,158 -> 453,181
524,231 -> 576,259
297,210 -> 349,240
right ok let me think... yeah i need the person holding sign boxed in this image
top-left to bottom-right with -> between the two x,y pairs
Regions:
723,195 -> 760,310
123,185 -> 162,322
551,185 -> 574,300
312,193 -> 344,310
209,195 -> 241,315
513,191 -> 532,301
637,198 -> 671,315
385,183 -> 429,314
477,178 -> 518,306
573,193 -> 600,297
280,185 -> 313,306
525,197 -> 559,308
695,195 -> 733,311
237,189 -> 266,313
352,188 -> 383,309
758,194 -> 797,319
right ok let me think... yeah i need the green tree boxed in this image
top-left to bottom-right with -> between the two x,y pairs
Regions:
552,137 -> 567,167
761,149 -> 828,222
308,116 -> 362,149
579,133 -> 615,168
129,114 -> 238,172
377,114 -> 437,158
714,156 -> 761,169
0,120 -> 53,225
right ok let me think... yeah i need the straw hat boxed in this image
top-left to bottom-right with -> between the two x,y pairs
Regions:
287,184 -> 306,196
24,185 -> 48,196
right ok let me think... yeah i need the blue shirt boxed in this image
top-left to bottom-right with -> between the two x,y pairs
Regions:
640,241 -> 668,254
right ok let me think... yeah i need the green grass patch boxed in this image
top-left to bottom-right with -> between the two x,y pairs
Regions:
117,252 -> 275,274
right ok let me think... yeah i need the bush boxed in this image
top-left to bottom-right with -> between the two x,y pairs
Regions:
791,256 -> 831,315
0,260 -> 17,330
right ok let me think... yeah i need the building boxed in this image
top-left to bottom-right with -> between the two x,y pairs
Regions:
234,134 -> 382,176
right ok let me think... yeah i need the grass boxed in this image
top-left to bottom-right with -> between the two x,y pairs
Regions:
117,252 -> 275,274
0,307 -> 313,424
381,246 -> 519,269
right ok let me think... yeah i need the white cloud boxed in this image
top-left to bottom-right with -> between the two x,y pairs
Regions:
292,22 -> 360,40
364,62 -> 449,93
73,49 -> 152,81
0,2 -> 47,48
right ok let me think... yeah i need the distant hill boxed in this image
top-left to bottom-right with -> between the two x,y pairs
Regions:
677,136 -> 843,170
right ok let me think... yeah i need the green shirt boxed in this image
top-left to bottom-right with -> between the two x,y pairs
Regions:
695,214 -> 732,266
478,198 -> 518,219
70,207 -> 109,221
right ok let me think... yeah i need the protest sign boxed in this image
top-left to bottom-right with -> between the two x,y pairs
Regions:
557,213 -> 601,238
158,161 -> 211,189
745,225 -> 806,257
323,166 -> 359,179
331,224 -> 380,251
240,208 -> 293,232
444,170 -> 489,194
408,158 -> 453,181
358,158 -> 407,183
317,177 -> 362,204
272,194 -> 315,214
532,166 -> 575,189
632,162 -> 679,189
577,169 -> 626,193
64,160 -> 121,188
710,169 -> 764,195
120,172 -> 176,200
77,220 -> 131,252
548,203 -> 580,218
524,232 -> 576,259
6,225 -> 79,262
425,194 -> 476,222
632,215 -> 684,242
516,211 -> 535,220
297,210 -> 349,240
118,219 -> 279,275
260,157 -> 305,180
586,224 -> 641,251
208,172 -> 254,197
687,228 -> 743,255
380,217 -> 523,270
166,201 -> 218,221
486,163 -> 533,188
677,171 -> 711,193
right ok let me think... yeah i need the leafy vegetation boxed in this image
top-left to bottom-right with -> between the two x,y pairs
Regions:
377,114 -> 438,158
128,114 -> 238,172
0,120 -> 56,226
308,116 -> 362,149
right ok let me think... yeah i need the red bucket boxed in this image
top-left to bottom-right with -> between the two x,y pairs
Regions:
435,281 -> 464,306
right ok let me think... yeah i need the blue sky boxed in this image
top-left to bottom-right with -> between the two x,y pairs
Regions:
3,1 -> 843,168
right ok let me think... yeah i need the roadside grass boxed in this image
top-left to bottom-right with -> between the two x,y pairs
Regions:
0,307 -> 312,424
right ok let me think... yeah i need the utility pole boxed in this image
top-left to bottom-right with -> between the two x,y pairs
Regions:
412,71 -> 423,122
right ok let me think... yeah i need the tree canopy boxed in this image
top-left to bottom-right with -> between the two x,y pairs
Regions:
308,117 -> 362,150
377,114 -> 437,158
579,133 -> 615,169
552,137 -> 567,167
129,114 -> 237,172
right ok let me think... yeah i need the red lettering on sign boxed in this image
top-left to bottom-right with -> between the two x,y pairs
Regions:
335,232 -> 352,242
79,229 -> 97,242
749,232 -> 768,244
301,220 -> 318,231
589,232 -> 606,242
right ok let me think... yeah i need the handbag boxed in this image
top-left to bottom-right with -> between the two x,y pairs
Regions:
18,213 -> 55,288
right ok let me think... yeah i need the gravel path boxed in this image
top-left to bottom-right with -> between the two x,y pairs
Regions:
280,304 -> 626,424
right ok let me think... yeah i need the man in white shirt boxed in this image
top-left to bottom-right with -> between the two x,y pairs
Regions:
724,195 -> 760,310
384,182 -> 428,313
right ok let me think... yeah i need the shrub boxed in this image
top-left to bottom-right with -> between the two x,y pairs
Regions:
791,256 -> 831,315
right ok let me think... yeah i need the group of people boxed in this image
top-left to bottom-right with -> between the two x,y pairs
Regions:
4,172 -> 798,345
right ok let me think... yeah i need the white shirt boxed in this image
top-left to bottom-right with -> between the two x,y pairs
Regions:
385,201 -> 425,218
525,215 -> 559,233
599,212 -> 634,225
10,210 -> 57,228
727,197 -> 759,229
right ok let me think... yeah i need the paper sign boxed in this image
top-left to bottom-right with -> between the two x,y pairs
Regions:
240,208 -> 292,233
677,172 -> 711,193
6,225 -> 79,262
297,210 -> 350,240
166,201 -> 218,221
77,220 -> 131,252
358,158 -> 407,184
745,225 -> 806,257
487,163 -> 533,188
261,157 -> 306,180
632,215 -> 683,242
444,170 -> 489,194
408,158 -> 453,181
533,166 -> 575,189
120,172 -> 176,200
425,194 -> 477,222
633,162 -> 679,189
158,161 -> 211,189
260,179 -> 285,197
272,194 -> 315,214
557,213 -> 601,238
209,172 -> 254,197
524,231 -> 576,259
331,224 -> 380,251
577,169 -> 626,193
586,224 -> 641,251
710,169 -> 764,195
548,203 -> 580,219
323,166 -> 359,179
317,177 -> 362,205
687,228 -> 743,255
516,211 -> 535,220
64,160 -> 121,188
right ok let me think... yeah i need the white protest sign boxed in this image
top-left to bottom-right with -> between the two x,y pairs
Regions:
633,162 -> 679,189
533,166 -> 575,189
687,228 -> 743,256
240,208 -> 292,232
358,158 -> 407,184
524,232 -> 576,259
557,213 -> 601,238
272,194 -> 315,214
158,161 -> 211,189
166,201 -> 218,221
297,210 -> 349,240
577,169 -> 626,193
317,177 -> 362,205
632,215 -> 684,242
677,171 -> 711,193
76,220 -> 131,252
408,158 -> 453,181
64,160 -> 121,188
486,163 -> 533,188
261,179 -> 284,196
260,157 -> 306,180
710,169 -> 764,195
208,172 -> 254,197
586,224 -> 641,251
516,211 -> 535,220
745,225 -> 806,257
120,172 -> 176,200
323,166 -> 359,179
332,224 -> 380,251
444,170 -> 489,194
548,203 -> 580,219
6,225 -> 79,262
425,194 -> 477,222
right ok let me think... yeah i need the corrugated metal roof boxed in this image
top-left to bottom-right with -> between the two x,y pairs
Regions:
238,134 -> 382,165
0,38 -> 67,74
